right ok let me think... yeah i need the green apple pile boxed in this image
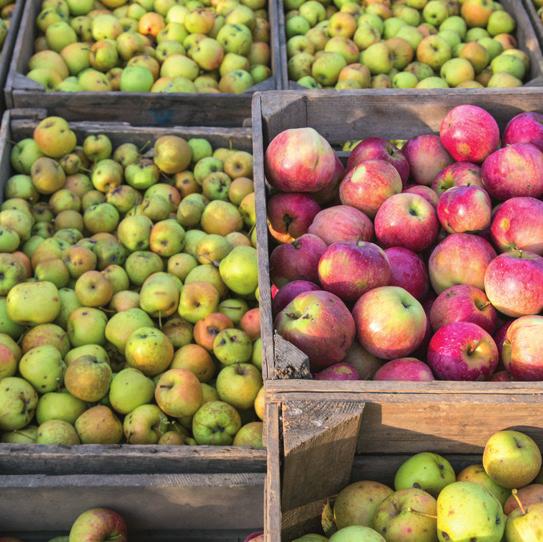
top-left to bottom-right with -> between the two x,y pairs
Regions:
0,116 -> 265,448
293,429 -> 543,542
0,0 -> 16,50
285,0 -> 528,90
27,0 -> 271,94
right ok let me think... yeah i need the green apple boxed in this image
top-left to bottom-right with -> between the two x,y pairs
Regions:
19,345 -> 65,394
1,425 -> 38,444
395,452 -> 456,497
393,71 -> 418,88
233,421 -> 263,448
37,419 -> 80,445
441,57 -> 475,86
457,464 -> 510,505
219,245 -> 257,296
123,403 -> 169,444
0,333 -> 21,380
67,307 -> 107,346
312,52 -> 347,85
155,368 -> 203,417
213,329 -> 253,365
36,391 -> 86,425
216,363 -> 262,410
395,26 -> 424,49
506,502 -> 543,542
362,42 -> 393,74
11,138 -> 44,175
440,16 -> 467,38
491,53 -> 525,80
64,354 -> 112,402
478,37 -> 503,61
416,35 -> 451,70
423,0 -> 449,26
109,368 -> 155,414
487,11 -> 515,37
329,526 -> 385,542
0,377 -> 38,430
192,400 -> 241,445
416,75 -> 449,87
120,66 -> 154,92
125,326 -> 174,376
105,308 -> 154,354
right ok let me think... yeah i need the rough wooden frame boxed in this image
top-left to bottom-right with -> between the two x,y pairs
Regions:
265,384 -> 543,541
4,0 -> 282,127
252,89 -> 543,386
279,0 -> 543,91
0,472 -> 264,540
0,109 -> 266,476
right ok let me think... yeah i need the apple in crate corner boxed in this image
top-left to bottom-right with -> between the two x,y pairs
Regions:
504,111 -> 543,150
69,508 -> 127,542
502,315 -> 543,381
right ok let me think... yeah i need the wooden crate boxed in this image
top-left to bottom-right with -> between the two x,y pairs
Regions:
252,88 -> 543,385
4,0 -> 282,127
264,382 -> 543,541
0,108 -> 266,476
0,472 -> 263,540
278,0 -> 543,91
523,0 -> 543,49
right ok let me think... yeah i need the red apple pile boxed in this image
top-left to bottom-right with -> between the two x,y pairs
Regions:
265,105 -> 543,382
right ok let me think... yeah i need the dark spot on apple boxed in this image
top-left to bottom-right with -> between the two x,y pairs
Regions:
441,533 -> 450,541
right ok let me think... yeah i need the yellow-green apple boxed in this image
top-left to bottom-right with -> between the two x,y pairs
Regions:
109,368 -> 155,414
233,421 -> 263,448
269,233 -> 326,287
318,241 -> 391,303
0,333 -> 21,379
373,488 -> 437,542
0,377 -> 38,430
387,37 -> 415,70
330,526 -> 384,541
405,60 -> 434,80
123,404 -> 169,444
440,104 -> 500,163
75,405 -> 123,444
154,135 -> 192,175
265,127 -> 337,192
125,326 -> 174,376
458,41 -> 489,73
178,281 -> 220,323
339,160 -> 403,218
272,280 -> 319,316
395,452 -> 455,496
64,354 -> 111,402
216,363 -> 262,410
437,482 -> 505,542
482,144 -> 543,201
33,117 -> 76,159
69,508 -> 127,542
416,35 -> 451,70
193,312 -> 233,351
457,464 -> 510,506
484,251 -> 543,317
267,193 -> 321,243
353,286 -> 427,359
7,281 -> 61,325
429,233 -> 496,293
484,430 -> 542,489
440,57 -> 475,86
502,315 -> 543,380
192,400 -> 241,445
504,485 -> 543,514
504,112 -> 543,151
201,200 -> 243,236
125,251 -> 164,286
11,138 -> 44,175
0,426 -> 37,444
314,362 -> 359,380
213,328 -> 252,365
172,343 -> 215,382
36,391 -> 86,425
506,502 -> 543,541
308,205 -> 373,246
37,419 -> 80,445
347,137 -> 410,184
19,345 -> 65,393
428,321 -> 498,380
403,134 -> 454,186
432,161 -> 483,194
362,42 -> 394,74
374,358 -> 434,381
437,185 -> 491,234
275,290 -> 355,370
385,247 -> 429,300
155,368 -> 203,417
139,272 -> 181,318
375,193 -> 439,252
75,270 -> 113,307
491,197 -> 543,254
429,285 -> 497,333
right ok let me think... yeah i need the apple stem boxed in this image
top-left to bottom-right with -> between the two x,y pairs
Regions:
158,311 -> 163,329
405,508 -> 437,520
512,489 -> 526,515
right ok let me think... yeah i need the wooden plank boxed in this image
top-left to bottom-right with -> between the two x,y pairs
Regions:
281,399 -> 364,511
264,401 -> 282,542
5,0 -> 281,127
523,0 -> 543,50
0,473 -> 264,533
2,532 -> 253,542
273,335 -> 312,380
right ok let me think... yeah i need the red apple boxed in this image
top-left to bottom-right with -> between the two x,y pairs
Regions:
504,484 -> 543,514
504,112 -> 543,151
440,105 -> 500,163
385,247 -> 429,300
404,185 -> 439,207
490,197 -> 543,254
502,315 -> 543,380
437,186 -> 492,234
314,362 -> 359,380
432,162 -> 483,195
269,233 -> 327,287
375,193 -> 439,252
429,284 -> 498,333
308,205 -> 373,245
429,233 -> 496,293
484,251 -> 543,317
339,159 -> 402,217
494,320 -> 512,359
265,127 -> 336,192
244,533 -> 264,542
402,134 -> 453,186
427,322 -> 499,381
272,280 -> 320,316
373,358 -> 434,381
267,193 -> 321,243
491,370 -> 512,382
482,143 -> 543,201
68,508 -> 128,542
312,155 -> 344,205
347,137 -> 410,184
318,241 -> 391,303
353,286 -> 427,359
275,290 -> 355,370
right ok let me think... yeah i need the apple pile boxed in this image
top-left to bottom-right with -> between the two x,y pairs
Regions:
26,0 -> 271,94
0,507 -> 127,542
0,116 -> 264,448
0,0 -> 15,50
285,0 -> 528,90
265,104 -> 543,382
293,429 -> 543,542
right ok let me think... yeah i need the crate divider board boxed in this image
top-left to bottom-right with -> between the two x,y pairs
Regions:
278,0 -> 543,91
4,0 -> 282,126
265,381 -> 543,541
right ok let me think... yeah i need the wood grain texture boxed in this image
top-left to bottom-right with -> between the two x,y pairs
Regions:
274,335 -> 311,380
264,401 -> 282,542
5,0 -> 281,126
